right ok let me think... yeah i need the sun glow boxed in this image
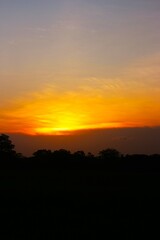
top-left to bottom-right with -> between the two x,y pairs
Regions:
1,85 -> 160,135
35,122 -> 123,135
30,91 -> 126,135
34,113 -> 86,135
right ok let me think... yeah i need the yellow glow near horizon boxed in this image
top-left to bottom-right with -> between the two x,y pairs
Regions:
0,85 -> 160,135
35,122 -> 123,135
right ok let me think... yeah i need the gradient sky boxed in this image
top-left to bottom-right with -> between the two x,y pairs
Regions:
0,0 -> 160,137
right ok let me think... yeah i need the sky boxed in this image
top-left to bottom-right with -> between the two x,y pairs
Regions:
10,127 -> 160,156
0,0 -> 160,154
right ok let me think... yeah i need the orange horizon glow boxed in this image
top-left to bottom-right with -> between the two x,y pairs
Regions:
1,85 -> 160,136
1,123 -> 160,136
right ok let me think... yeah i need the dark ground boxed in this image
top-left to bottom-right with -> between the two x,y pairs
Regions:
0,155 -> 160,239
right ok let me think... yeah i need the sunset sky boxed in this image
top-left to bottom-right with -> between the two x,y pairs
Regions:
0,0 -> 160,154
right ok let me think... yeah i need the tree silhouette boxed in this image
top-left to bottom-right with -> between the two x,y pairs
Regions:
99,148 -> 121,160
33,149 -> 52,159
73,151 -> 86,160
53,149 -> 71,160
0,134 -> 16,158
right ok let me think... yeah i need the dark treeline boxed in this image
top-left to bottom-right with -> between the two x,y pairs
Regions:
0,134 -> 160,239
1,134 -> 160,171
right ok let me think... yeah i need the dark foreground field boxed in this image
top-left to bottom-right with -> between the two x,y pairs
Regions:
0,153 -> 160,239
